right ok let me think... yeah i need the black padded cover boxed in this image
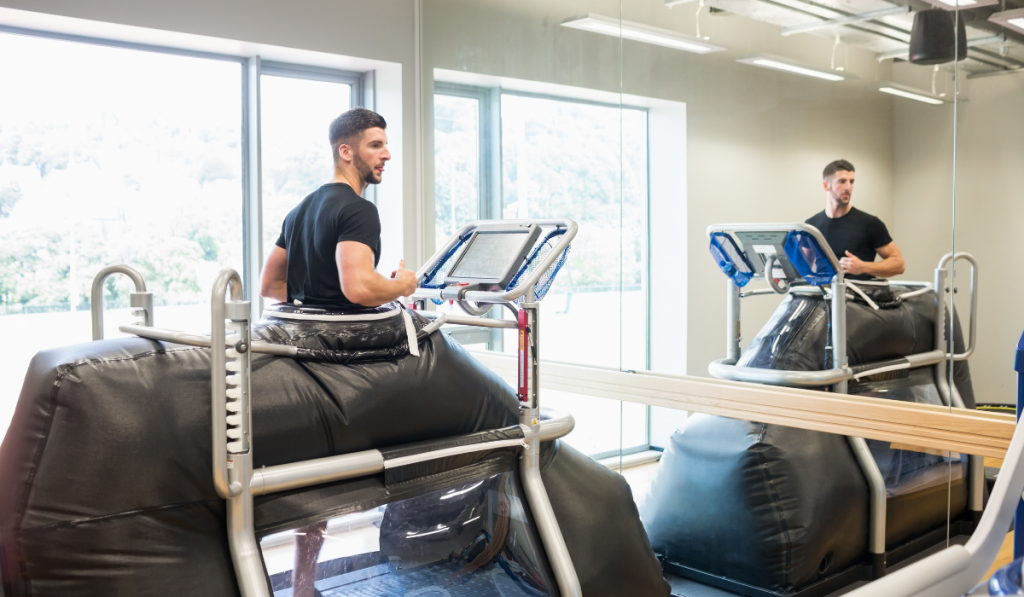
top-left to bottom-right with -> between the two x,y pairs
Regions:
541,440 -> 672,597
0,317 -> 519,596
642,417 -> 869,592
643,288 -> 974,593
0,310 -> 669,597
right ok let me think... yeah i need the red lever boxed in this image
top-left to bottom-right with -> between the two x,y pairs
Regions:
517,310 -> 529,403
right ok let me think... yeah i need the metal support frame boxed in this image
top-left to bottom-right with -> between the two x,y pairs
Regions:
114,219 -> 581,597
933,253 -> 984,519
90,264 -> 153,341
780,6 -> 910,37
842,338 -> 1024,596
705,225 -> 987,580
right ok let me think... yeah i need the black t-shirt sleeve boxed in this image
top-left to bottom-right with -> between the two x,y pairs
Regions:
336,200 -> 381,251
275,219 -> 287,249
869,216 -> 893,250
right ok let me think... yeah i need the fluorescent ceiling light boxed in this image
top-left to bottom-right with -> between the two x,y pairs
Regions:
989,8 -> 1024,34
736,54 -> 856,82
920,0 -> 997,10
561,13 -> 726,54
876,84 -> 946,105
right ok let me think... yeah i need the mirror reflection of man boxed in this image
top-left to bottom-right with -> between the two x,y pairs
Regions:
806,159 -> 905,280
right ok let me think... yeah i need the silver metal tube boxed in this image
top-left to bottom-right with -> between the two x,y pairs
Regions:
412,218 -> 577,304
968,454 -> 985,513
416,312 -> 447,336
417,311 -> 518,329
896,287 -> 934,302
852,350 -> 947,381
90,264 -> 149,340
708,359 -> 852,386
227,453 -> 271,597
524,298 -> 540,410
727,279 -> 741,362
457,299 -> 492,317
519,410 -> 582,597
251,450 -> 385,496
249,411 -> 574,497
118,325 -> 298,357
891,281 -> 933,289
832,276 -> 848,394
848,436 -> 888,555
211,269 -> 245,500
524,408 -> 576,442
936,253 -> 978,361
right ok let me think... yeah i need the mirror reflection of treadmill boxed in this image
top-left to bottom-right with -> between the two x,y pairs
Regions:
734,231 -> 801,281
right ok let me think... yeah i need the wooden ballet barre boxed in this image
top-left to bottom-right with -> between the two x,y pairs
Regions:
471,351 -> 1015,460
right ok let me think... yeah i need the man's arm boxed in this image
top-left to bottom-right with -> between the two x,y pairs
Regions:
260,245 -> 288,302
336,241 -> 417,307
839,241 -> 906,278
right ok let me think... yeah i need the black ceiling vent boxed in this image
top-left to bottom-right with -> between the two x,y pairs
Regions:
910,9 -> 968,64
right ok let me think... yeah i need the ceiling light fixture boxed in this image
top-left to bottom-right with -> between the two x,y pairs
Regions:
989,8 -> 1024,34
736,54 -> 857,81
561,13 -> 726,54
919,0 -> 998,10
876,82 -> 950,105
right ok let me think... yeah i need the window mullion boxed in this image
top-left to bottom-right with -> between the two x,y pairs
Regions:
242,56 -> 264,320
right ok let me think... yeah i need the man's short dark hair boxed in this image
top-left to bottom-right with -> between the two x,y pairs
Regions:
329,108 -> 387,164
823,159 -> 855,179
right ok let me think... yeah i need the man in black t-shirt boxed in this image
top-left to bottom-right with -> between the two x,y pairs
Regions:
259,108 -> 416,308
805,159 -> 905,280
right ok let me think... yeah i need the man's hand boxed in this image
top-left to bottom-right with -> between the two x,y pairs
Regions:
391,259 -> 418,296
840,251 -> 869,275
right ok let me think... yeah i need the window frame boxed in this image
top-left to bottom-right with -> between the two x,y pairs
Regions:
247,60 -> 371,315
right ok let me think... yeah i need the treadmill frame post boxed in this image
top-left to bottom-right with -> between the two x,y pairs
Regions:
90,264 -> 153,340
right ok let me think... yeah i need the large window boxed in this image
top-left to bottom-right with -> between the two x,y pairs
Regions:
0,32 -> 244,433
259,65 -> 360,256
433,86 -> 651,458
0,33 -> 370,439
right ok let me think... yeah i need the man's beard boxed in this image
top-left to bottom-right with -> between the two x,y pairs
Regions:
354,153 -> 381,185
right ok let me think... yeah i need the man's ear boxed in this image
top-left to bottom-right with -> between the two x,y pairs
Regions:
337,143 -> 353,164
822,178 -> 830,192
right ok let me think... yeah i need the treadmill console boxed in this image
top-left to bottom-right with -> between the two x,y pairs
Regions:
735,231 -> 801,281
444,223 -> 543,289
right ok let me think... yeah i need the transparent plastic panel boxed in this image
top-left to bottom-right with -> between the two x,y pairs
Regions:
0,32 -> 242,437
259,472 -> 555,597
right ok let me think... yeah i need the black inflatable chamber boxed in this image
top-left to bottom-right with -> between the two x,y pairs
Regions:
0,305 -> 667,597
642,287 -> 975,595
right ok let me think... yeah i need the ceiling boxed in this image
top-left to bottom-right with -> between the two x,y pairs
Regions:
668,0 -> 1024,75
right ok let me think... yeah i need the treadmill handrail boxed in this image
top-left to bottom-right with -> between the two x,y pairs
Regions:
709,350 -> 949,387
412,218 -> 578,304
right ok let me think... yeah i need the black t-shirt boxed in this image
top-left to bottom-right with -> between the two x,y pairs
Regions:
805,207 -> 893,281
275,183 -> 381,307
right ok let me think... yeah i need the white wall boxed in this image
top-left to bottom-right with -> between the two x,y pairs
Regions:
893,65 -> 1024,404
0,0 -> 421,268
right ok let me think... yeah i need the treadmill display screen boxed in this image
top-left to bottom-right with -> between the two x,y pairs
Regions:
449,231 -> 532,281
